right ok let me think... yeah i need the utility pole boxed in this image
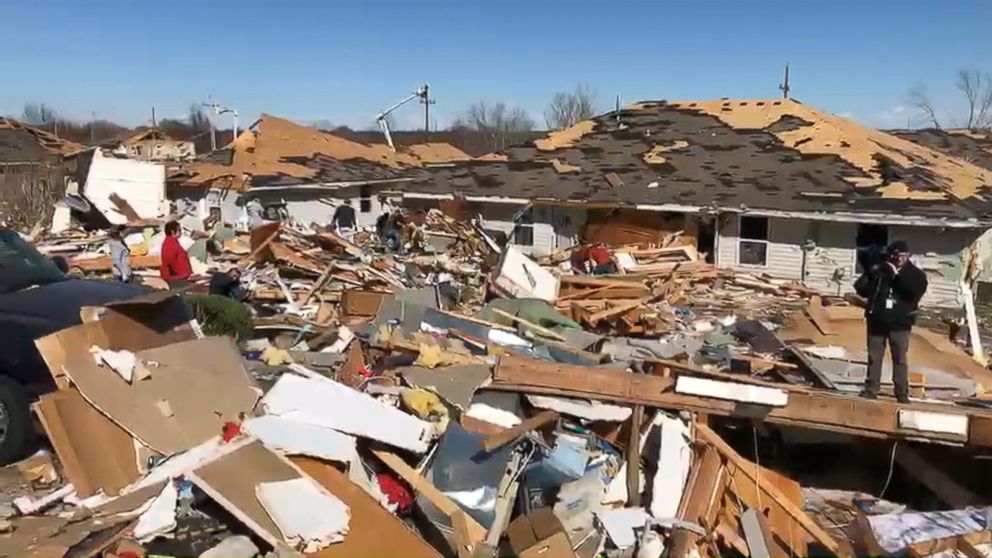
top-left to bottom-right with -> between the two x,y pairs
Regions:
779,63 -> 791,99
151,107 -> 157,128
203,96 -> 238,150
90,111 -> 96,144
420,84 -> 435,143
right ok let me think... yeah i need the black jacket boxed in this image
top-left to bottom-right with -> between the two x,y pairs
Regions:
854,260 -> 928,331
209,273 -> 248,301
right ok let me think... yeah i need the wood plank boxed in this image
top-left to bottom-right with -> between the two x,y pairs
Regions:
670,444 -> 724,558
371,449 -> 487,552
715,521 -> 750,556
805,296 -> 837,336
697,424 -> 840,554
626,406 -> 644,505
300,262 -> 336,307
492,353 -> 992,446
895,446 -> 980,508
33,389 -> 139,497
480,410 -> 558,453
293,457 -> 441,558
488,307 -> 567,342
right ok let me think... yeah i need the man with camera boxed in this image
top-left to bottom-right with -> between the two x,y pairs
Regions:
854,240 -> 928,403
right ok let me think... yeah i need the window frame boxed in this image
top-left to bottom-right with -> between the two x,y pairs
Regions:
358,186 -> 372,214
737,215 -> 770,268
512,207 -> 535,247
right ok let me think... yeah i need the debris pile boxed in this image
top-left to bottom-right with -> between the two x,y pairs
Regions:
7,216 -> 992,558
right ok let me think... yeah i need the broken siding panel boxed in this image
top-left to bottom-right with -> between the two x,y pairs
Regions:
804,221 -> 857,296
890,226 -> 976,308
766,218 -> 807,281
717,215 -> 804,281
531,205 -> 556,256
716,214 -> 739,269
551,206 -> 586,251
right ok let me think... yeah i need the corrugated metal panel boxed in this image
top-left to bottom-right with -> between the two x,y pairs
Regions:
804,221 -> 857,296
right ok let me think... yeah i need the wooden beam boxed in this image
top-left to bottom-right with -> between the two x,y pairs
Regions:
670,444 -> 724,558
371,449 -> 486,553
626,405 -> 644,506
697,424 -> 840,555
805,296 -> 836,336
895,446 -> 980,508
488,307 -> 567,342
480,410 -> 558,453
492,353 -> 992,446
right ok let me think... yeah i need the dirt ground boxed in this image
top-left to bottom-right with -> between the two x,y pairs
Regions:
0,464 -> 29,518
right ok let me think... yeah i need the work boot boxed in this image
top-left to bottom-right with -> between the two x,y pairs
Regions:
859,389 -> 878,400
896,393 -> 911,404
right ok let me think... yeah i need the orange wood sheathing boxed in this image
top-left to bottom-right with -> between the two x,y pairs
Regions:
663,99 -> 992,204
181,114 -> 468,190
534,119 -> 596,151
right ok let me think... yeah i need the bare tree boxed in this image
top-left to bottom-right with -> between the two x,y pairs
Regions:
908,69 -> 992,131
957,69 -> 992,130
188,103 -> 211,132
544,85 -> 598,130
908,84 -> 941,129
451,101 -> 535,152
21,103 -> 57,125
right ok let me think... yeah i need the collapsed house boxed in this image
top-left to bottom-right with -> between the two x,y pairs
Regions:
0,117 -> 84,229
403,99 -> 992,308
167,115 -> 470,231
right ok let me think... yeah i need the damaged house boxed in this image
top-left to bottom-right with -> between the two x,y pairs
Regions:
167,114 -> 469,230
0,117 -> 84,228
102,128 -> 196,162
405,99 -> 992,308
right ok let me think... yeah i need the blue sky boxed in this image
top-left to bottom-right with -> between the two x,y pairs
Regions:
1,0 -> 989,131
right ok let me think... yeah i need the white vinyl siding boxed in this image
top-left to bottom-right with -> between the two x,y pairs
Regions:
889,226 -> 976,308
717,214 -> 805,280
804,220 -> 858,296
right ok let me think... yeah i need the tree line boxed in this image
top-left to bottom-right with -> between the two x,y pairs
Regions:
10,85 -> 601,153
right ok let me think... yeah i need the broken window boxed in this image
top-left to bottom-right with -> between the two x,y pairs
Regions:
513,207 -> 534,247
738,216 -> 768,266
856,224 -> 888,273
359,186 -> 372,213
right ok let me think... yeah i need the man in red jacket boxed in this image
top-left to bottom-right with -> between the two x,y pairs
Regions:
160,220 -> 192,289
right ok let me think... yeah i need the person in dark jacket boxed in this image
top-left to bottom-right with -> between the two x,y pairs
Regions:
331,200 -> 356,232
853,240 -> 928,403
209,267 -> 248,301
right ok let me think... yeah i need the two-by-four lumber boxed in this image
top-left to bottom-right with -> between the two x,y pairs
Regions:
372,449 -> 487,553
696,424 -> 840,555
479,410 -> 558,453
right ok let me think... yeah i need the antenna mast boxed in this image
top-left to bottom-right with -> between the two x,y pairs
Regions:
779,63 -> 791,99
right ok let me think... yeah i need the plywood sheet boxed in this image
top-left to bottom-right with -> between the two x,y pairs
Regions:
293,457 -> 442,558
59,336 -> 259,454
190,440 -> 301,547
34,388 -> 139,497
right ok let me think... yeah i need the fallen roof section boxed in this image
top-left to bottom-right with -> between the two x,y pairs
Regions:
413,99 -> 992,224
170,114 -> 470,191
0,116 -> 86,161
